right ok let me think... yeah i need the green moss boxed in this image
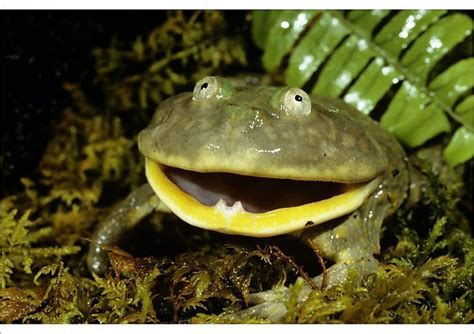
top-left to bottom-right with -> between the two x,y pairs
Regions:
0,209 -> 80,290
92,11 -> 247,114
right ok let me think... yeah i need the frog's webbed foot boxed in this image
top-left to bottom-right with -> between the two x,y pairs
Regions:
87,183 -> 168,275
228,256 -> 378,323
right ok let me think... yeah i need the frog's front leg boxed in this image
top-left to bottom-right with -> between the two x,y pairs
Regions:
87,183 -> 170,275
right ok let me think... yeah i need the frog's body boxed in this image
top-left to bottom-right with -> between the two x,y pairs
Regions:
87,76 -> 409,320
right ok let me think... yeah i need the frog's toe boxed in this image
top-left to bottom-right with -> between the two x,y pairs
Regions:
221,286 -> 291,322
227,300 -> 288,323
311,255 -> 379,288
247,286 -> 289,304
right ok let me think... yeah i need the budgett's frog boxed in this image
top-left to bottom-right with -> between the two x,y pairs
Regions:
87,76 -> 409,320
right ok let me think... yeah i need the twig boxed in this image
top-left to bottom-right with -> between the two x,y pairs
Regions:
262,245 -> 318,291
308,240 -> 328,290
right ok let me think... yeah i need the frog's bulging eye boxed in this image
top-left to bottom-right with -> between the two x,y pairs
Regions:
193,76 -> 219,100
282,88 -> 311,117
193,76 -> 235,101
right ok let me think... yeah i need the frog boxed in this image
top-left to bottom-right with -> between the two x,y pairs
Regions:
87,76 -> 410,321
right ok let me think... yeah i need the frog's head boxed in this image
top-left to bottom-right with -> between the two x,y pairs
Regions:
138,76 -> 388,237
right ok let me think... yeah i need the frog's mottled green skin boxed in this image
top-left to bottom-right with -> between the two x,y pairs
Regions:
88,77 -> 409,321
139,88 -> 389,183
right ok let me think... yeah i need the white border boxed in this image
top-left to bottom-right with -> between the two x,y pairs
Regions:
1,0 -> 474,9
1,3 -> 472,331
0,324 -> 474,333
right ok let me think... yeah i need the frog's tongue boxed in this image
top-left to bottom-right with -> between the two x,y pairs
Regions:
145,158 -> 382,237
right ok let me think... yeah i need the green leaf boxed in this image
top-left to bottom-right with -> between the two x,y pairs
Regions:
311,35 -> 373,97
455,96 -> 474,126
311,11 -> 390,97
428,58 -> 474,107
374,10 -> 447,59
380,81 -> 451,146
343,57 -> 398,114
381,58 -> 473,146
262,11 -> 318,71
252,11 -> 281,49
285,12 -> 349,87
347,10 -> 390,31
443,126 -> 474,167
401,14 -> 472,83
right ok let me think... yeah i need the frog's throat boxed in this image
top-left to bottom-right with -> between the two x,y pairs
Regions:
145,158 -> 382,237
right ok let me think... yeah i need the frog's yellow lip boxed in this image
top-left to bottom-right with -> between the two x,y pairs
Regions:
145,158 -> 382,237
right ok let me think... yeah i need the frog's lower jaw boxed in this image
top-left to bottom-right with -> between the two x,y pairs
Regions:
145,158 -> 382,237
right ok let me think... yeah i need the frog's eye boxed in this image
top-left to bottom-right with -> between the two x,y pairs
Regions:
193,76 -> 235,100
282,88 -> 311,117
193,76 -> 219,100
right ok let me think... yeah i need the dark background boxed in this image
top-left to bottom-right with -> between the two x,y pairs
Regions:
2,11 -> 167,194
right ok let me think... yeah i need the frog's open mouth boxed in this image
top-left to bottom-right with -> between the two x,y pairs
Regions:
165,166 -> 352,214
145,158 -> 382,237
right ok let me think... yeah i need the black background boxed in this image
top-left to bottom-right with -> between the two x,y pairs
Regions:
2,11 -> 167,194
